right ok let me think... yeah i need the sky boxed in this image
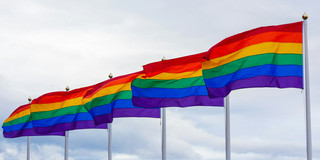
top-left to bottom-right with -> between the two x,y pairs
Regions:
0,0 -> 319,160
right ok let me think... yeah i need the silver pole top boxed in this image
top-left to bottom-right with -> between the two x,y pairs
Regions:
65,86 -> 70,92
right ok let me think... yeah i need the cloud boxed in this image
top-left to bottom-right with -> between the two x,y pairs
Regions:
1,0 -> 320,160
0,141 -> 64,160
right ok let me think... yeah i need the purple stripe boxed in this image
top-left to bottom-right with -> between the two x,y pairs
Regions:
113,108 -> 161,118
92,114 -> 113,126
132,95 -> 224,108
33,120 -> 108,135
3,128 -> 65,138
207,76 -> 303,98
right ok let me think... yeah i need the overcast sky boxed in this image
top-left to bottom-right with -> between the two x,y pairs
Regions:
0,0 -> 320,160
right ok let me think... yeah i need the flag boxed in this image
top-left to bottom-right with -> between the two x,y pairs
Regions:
132,53 -> 224,108
30,86 -> 108,135
83,71 -> 161,126
202,21 -> 303,98
2,104 -> 65,138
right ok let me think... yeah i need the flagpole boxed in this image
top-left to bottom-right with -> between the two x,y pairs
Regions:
108,123 -> 112,160
27,136 -> 30,160
108,73 -> 113,160
65,131 -> 69,160
302,13 -> 312,160
160,57 -> 167,160
27,97 -> 32,160
225,95 -> 230,160
65,86 -> 70,160
161,108 -> 166,160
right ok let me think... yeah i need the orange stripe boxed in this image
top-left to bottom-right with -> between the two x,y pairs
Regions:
150,62 -> 201,75
83,82 -> 132,103
84,72 -> 142,98
10,104 -> 30,117
202,42 -> 302,69
208,32 -> 302,59
4,108 -> 30,123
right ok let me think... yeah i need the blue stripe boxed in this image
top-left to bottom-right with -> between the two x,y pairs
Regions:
32,112 -> 94,127
4,112 -> 96,131
131,85 -> 209,98
3,122 -> 32,132
204,64 -> 303,88
88,99 -> 141,117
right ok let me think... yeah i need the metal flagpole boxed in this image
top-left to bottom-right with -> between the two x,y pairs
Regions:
108,73 -> 113,160
161,56 -> 167,160
108,123 -> 112,160
162,108 -> 166,160
225,95 -> 230,160
27,97 -> 32,160
27,136 -> 30,160
302,13 -> 313,160
65,86 -> 70,160
65,131 -> 69,160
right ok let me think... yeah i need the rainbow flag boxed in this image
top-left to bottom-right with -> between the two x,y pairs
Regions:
202,21 -> 303,98
132,53 -> 224,108
30,86 -> 108,135
83,71 -> 160,126
2,104 -> 65,138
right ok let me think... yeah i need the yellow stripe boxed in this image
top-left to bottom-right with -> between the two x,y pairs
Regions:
31,97 -> 83,112
202,42 -> 302,70
30,83 -> 132,112
146,69 -> 202,80
4,109 -> 30,123
82,82 -> 131,103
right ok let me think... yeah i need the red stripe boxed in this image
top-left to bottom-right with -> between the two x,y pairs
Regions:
143,52 -> 205,77
31,87 -> 91,104
9,104 -> 30,117
31,71 -> 143,103
204,21 -> 303,59
84,71 -> 143,98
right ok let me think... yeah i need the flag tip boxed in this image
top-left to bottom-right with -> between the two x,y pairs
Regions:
302,12 -> 308,20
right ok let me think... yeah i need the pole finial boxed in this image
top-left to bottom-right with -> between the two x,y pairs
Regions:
28,97 -> 32,102
162,56 -> 166,61
65,86 -> 70,92
302,12 -> 308,20
109,73 -> 113,79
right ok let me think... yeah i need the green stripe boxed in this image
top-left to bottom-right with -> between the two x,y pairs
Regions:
203,53 -> 303,79
132,76 -> 205,89
31,105 -> 86,121
85,90 -> 132,110
3,115 -> 30,126
5,91 -> 133,123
